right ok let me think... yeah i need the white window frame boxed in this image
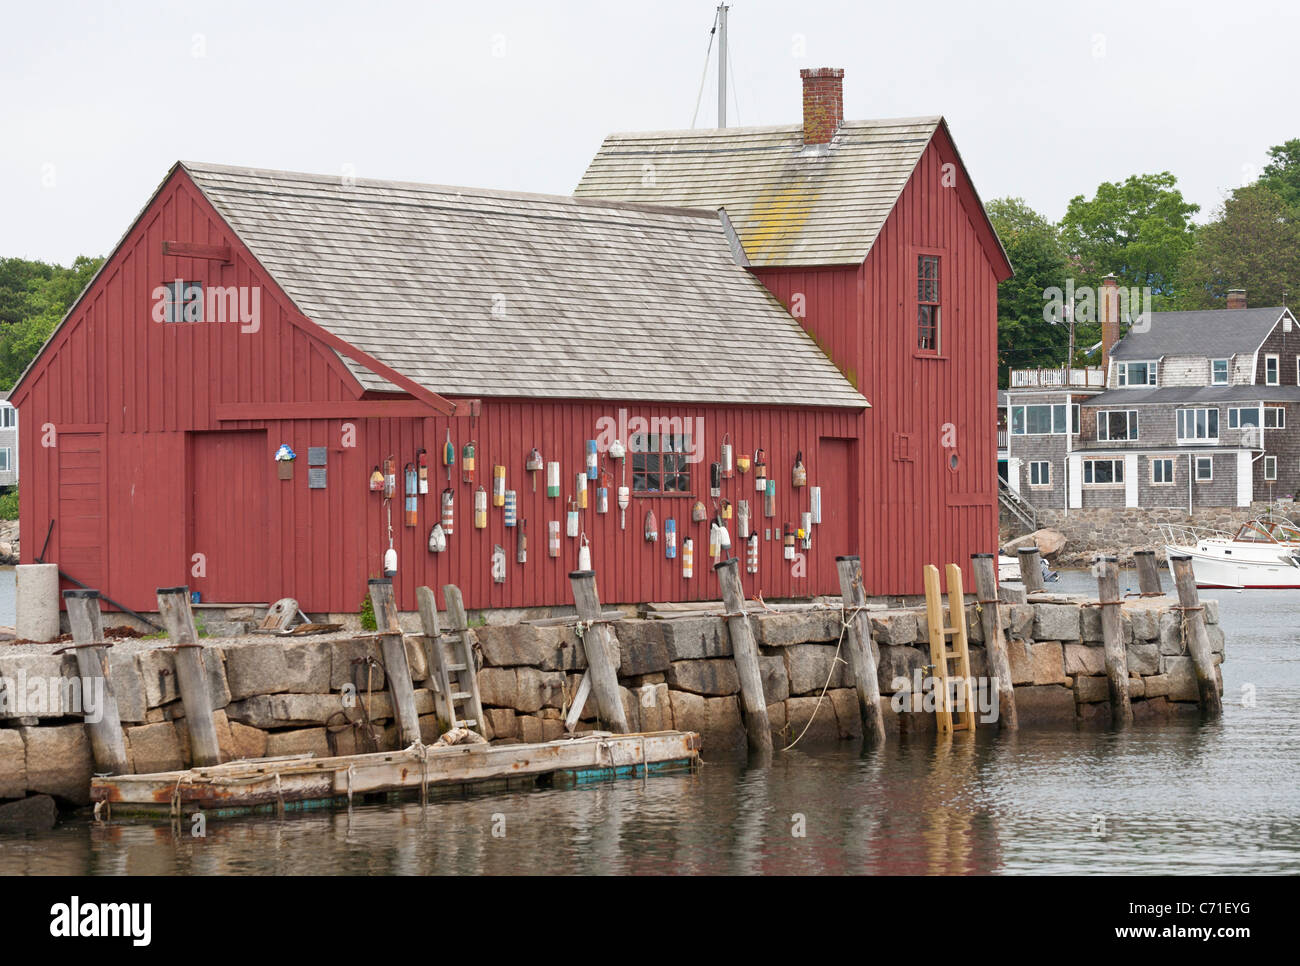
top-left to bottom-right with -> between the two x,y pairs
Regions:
1010,403 -> 1070,436
1264,455 -> 1278,481
1211,359 -> 1229,385
0,407 -> 13,429
1265,354 -> 1280,386
1150,457 -> 1175,485
1195,456 -> 1214,481
1028,461 -> 1051,486
1295,355 -> 1299,386
1228,407 -> 1261,429
1177,407 -> 1220,443
1116,360 -> 1158,387
0,448 -> 9,472
1264,406 -> 1285,429
1082,458 -> 1125,486
1096,409 -> 1139,441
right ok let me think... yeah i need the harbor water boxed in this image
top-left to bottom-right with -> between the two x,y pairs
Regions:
1,570 -> 1297,875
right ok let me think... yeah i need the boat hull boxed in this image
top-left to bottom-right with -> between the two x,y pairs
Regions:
1163,544 -> 1300,589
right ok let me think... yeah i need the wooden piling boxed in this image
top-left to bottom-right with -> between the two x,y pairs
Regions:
367,579 -> 422,747
1093,556 -> 1133,727
155,587 -> 222,767
1134,550 -> 1162,596
62,590 -> 129,774
970,554 -> 1018,731
567,570 -> 630,733
1018,546 -> 1044,594
714,558 -> 773,757
1169,555 -> 1224,717
834,555 -> 886,746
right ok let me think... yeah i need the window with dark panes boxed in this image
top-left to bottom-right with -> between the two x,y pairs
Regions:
630,432 -> 692,494
917,255 -> 940,351
161,280 -> 204,323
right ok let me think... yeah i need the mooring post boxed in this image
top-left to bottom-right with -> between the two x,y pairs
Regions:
970,554 -> 1019,731
1168,555 -> 1224,717
367,578 -> 422,747
714,558 -> 773,758
1018,546 -> 1044,595
155,587 -> 222,767
1093,556 -> 1133,727
568,570 -> 630,733
834,555 -> 886,746
1134,550 -> 1162,596
62,589 -> 129,774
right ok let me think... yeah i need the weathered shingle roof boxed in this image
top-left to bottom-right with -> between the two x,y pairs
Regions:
573,119 -> 942,268
1110,307 -> 1293,361
182,162 -> 866,408
1086,385 -> 1300,405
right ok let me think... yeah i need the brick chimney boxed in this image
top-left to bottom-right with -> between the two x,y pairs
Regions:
800,68 -> 844,145
1227,289 -> 1247,309
1100,274 -> 1121,375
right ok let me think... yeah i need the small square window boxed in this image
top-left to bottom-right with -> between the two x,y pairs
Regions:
1264,455 -> 1278,481
1195,457 -> 1213,481
1029,461 -> 1050,486
1151,458 -> 1174,484
1211,359 -> 1229,385
161,281 -> 204,323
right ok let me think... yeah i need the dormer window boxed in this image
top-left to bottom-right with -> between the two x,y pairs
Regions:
1116,361 -> 1157,387
1266,355 -> 1280,386
1211,359 -> 1229,385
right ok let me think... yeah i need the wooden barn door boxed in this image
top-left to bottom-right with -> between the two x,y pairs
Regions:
57,432 -> 106,589
190,431 -> 270,603
817,436 -> 857,564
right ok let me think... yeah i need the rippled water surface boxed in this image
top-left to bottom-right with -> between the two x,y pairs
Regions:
2,570 -> 1297,875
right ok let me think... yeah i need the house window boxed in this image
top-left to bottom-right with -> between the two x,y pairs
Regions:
1028,461 -> 1051,486
1211,359 -> 1229,385
1176,408 -> 1219,442
1264,455 -> 1278,481
1083,458 -> 1124,485
1151,458 -> 1174,484
1264,406 -> 1285,429
0,448 -> 9,472
0,407 -> 13,429
630,432 -> 692,494
1071,404 -> 1080,435
161,281 -> 204,323
1228,407 -> 1260,429
1195,456 -> 1213,481
917,255 -> 941,352
1010,403 -> 1070,435
1266,355 -> 1280,386
1117,361 -> 1157,387
1097,409 -> 1139,441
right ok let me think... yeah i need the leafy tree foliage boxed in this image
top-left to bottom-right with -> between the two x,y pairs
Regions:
1178,182 -> 1300,309
0,255 -> 103,389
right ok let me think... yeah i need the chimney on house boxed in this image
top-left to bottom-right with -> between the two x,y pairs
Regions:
801,68 -> 844,145
1227,289 -> 1247,310
1100,274 -> 1121,375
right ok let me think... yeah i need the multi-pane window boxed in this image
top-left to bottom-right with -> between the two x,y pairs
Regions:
0,448 -> 9,472
0,407 -> 14,428
1151,458 -> 1174,484
1266,355 -> 1280,386
917,255 -> 940,352
1010,404 -> 1070,435
630,432 -> 692,494
1228,407 -> 1260,429
1211,359 -> 1229,385
1096,409 -> 1139,441
1195,457 -> 1213,481
1117,361 -> 1157,387
1028,461 -> 1050,486
1264,456 -> 1278,481
1176,408 -> 1219,442
1083,458 -> 1125,485
160,281 -> 204,323
1264,406 -> 1285,429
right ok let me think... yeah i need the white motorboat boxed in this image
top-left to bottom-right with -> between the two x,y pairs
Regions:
1160,518 -> 1300,589
997,555 -> 1020,581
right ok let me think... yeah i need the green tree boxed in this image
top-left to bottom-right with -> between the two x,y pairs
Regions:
0,254 -> 103,389
1258,138 -> 1300,214
1178,182 -> 1300,309
1058,172 -> 1199,299
987,197 -> 1071,382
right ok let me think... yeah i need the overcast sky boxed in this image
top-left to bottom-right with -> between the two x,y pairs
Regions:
3,0 -> 1296,264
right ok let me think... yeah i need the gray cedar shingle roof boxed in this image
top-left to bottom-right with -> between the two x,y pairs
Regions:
1087,385 -> 1300,406
182,162 -> 867,408
573,119 -> 942,268
1110,307 -> 1294,361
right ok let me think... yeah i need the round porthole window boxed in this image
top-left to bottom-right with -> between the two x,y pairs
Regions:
949,453 -> 960,471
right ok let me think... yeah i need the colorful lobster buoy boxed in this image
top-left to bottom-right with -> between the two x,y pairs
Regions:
720,433 -> 733,479
714,517 -> 731,558
428,523 -> 447,553
764,478 -> 776,517
504,489 -> 517,527
710,461 -> 721,498
575,472 -> 587,510
578,533 -> 592,571
609,437 -> 626,460
737,453 -> 751,475
526,447 -> 544,492
369,465 -> 384,493
517,519 -> 527,563
746,531 -> 759,574
737,499 -> 750,539
665,518 -> 677,559
493,464 -> 506,506
708,521 -> 721,560
721,499 -> 732,521
442,430 -> 455,480
596,472 -> 610,514
567,498 -> 579,537
792,451 -> 807,488
461,440 -> 476,485
810,485 -> 822,524
383,457 -> 396,499
441,487 -> 454,537
682,537 -> 694,579
644,508 -> 658,542
404,463 -> 418,526
691,500 -> 707,523
754,449 -> 767,492
548,520 -> 560,557
618,484 -> 630,530
586,440 -> 598,480
546,461 -> 561,498
417,449 -> 429,494
492,544 -> 506,584
474,485 -> 487,529
783,523 -> 796,560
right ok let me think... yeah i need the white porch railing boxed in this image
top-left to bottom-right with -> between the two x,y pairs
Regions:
1009,367 -> 1106,388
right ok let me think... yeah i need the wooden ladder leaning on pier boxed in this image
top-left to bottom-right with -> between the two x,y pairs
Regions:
923,564 -> 976,734
416,585 -> 486,737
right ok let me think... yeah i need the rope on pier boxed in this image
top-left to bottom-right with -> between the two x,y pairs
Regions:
781,609 -> 852,752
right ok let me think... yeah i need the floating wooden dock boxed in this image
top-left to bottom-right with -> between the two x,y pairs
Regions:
90,731 -> 701,818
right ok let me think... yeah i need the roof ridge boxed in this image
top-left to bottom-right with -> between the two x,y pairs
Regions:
595,116 -> 943,140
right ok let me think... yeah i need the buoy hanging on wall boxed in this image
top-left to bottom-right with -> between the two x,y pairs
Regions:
792,451 -> 807,488
428,523 -> 447,553
644,509 -> 658,542
517,519 -> 528,563
721,499 -> 732,521
417,449 -> 429,494
442,430 -> 455,480
474,485 -> 487,529
754,449 -> 767,492
716,517 -> 732,555
492,545 -> 506,584
493,465 -> 506,507
369,466 -> 384,492
801,511 -> 813,549
691,500 -> 707,523
567,498 -> 579,537
720,433 -> 733,479
546,461 -> 561,498
441,487 -> 455,538
384,546 -> 397,577
737,499 -> 750,539
682,537 -> 694,578
609,437 -> 626,460
526,447 -> 544,492
737,453 -> 751,475
504,489 -> 517,527
764,478 -> 776,517
746,532 -> 759,574
618,485 -> 630,530
708,521 -> 721,560
548,520 -> 560,557
586,440 -> 599,480
575,472 -> 588,510
596,472 -> 610,514
578,533 -> 592,571
783,523 -> 795,560
461,441 -> 476,485
403,463 -> 418,527
383,457 -> 396,499
709,462 -> 721,498
810,486 -> 822,524
665,518 -> 677,559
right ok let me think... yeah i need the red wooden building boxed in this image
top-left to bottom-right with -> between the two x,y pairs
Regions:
577,68 -> 1014,595
13,67 -> 1009,613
